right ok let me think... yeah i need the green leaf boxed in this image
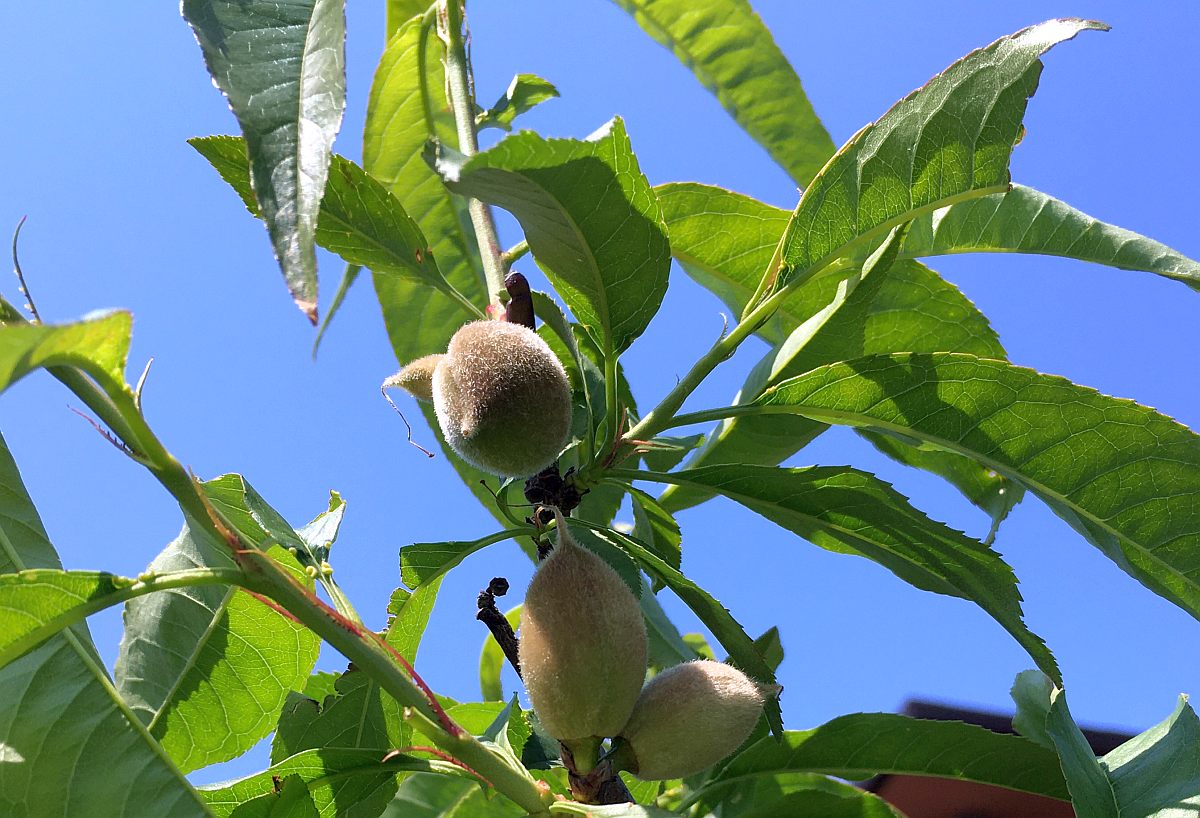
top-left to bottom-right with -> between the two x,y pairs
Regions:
384,0 -> 428,40
611,0 -> 834,187
656,186 -> 1005,511
430,117 -> 670,355
400,529 -> 527,590
753,626 -> 784,673
620,776 -> 663,809
365,13 -> 486,365
0,568 -> 229,673
717,781 -> 908,818
639,580 -> 697,672
296,490 -> 346,567
692,711 -> 1069,813
0,434 -> 212,817
385,577 -> 442,664
662,254 -> 1005,513
638,433 -> 705,474
437,701 -> 508,739
777,19 -> 1108,284
115,521 -> 320,773
899,183 -> 1200,292
182,0 -> 346,322
190,137 -> 478,323
384,772 -> 524,817
300,671 -> 340,702
271,576 -> 441,770
479,604 -> 521,701
1101,699 -> 1200,816
312,263 -> 360,356
273,666 -> 405,763
570,523 -> 781,733
695,771 -> 904,818
1012,671 -> 1200,817
229,775 -> 320,818
0,309 -> 131,391
629,486 -> 682,580
860,429 -> 1024,537
476,74 -> 559,132
656,183 -> 796,347
275,581 -> 443,771
533,290 -> 599,447
491,697 -> 534,762
635,464 -> 1057,681
200,749 -> 468,818
272,578 -> 437,757
760,353 -> 1200,627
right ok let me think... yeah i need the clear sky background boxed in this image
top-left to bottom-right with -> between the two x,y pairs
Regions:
2,0 -> 1198,788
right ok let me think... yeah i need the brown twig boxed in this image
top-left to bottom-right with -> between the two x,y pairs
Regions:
477,576 -> 521,677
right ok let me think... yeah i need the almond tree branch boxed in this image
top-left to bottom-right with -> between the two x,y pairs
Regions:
437,0 -> 506,308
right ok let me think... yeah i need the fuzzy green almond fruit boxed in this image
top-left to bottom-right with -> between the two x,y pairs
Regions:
519,522 -> 648,746
614,659 -> 766,780
433,320 -> 572,478
391,353 -> 444,403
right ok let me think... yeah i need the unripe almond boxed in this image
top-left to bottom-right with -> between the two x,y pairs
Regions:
433,321 -> 572,478
519,524 -> 648,743
616,660 -> 766,780
392,354 -> 444,403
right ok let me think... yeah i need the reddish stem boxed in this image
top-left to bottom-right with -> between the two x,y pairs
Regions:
383,745 -> 491,787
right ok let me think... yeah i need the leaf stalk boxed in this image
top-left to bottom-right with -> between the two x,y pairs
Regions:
437,0 -> 507,308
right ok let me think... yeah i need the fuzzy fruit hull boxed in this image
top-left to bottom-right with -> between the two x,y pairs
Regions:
519,533 -> 649,741
433,321 -> 572,478
620,660 -> 765,780
395,354 -> 443,403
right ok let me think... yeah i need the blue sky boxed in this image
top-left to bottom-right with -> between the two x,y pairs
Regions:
2,1 -> 1198,786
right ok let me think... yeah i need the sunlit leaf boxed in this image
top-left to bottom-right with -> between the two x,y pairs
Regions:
660,257 -> 1004,512
629,486 -> 682,581
190,137 -> 477,322
638,464 -> 1056,680
0,310 -> 130,390
400,529 -> 527,590
1012,671 -> 1200,817
430,117 -> 670,355
898,184 -> 1200,292
777,19 -> 1108,285
0,434 -> 211,817
761,354 -> 1200,625
701,773 -> 905,818
693,711 -> 1069,814
183,0 -> 346,322
200,749 -> 468,818
612,0 -> 834,187
383,772 -> 523,817
476,74 -> 559,132
365,13 -> 486,364
116,520 -> 320,772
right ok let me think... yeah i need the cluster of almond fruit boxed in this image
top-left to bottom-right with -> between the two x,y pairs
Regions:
392,318 -> 768,779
